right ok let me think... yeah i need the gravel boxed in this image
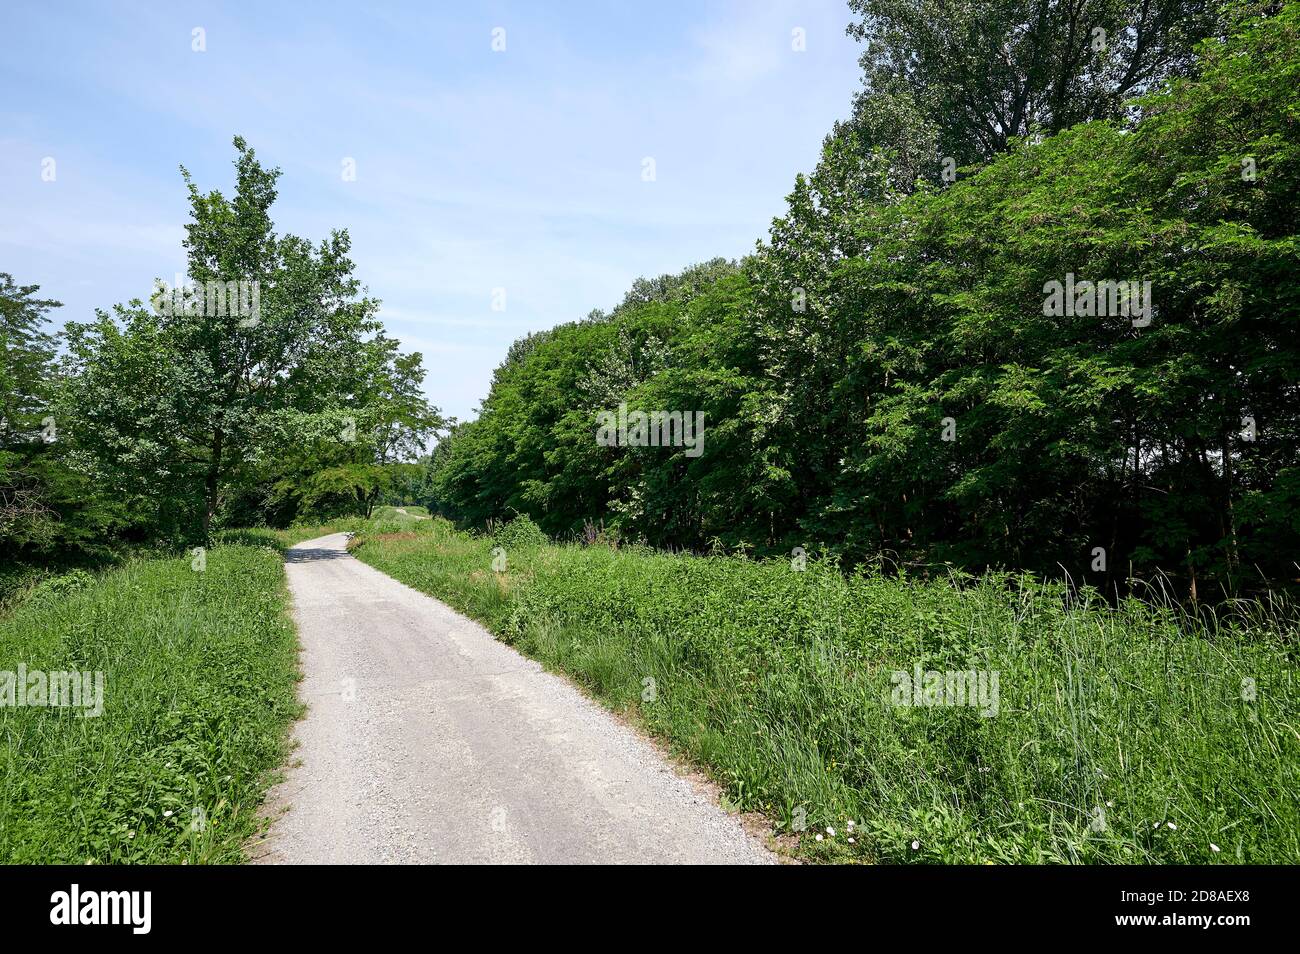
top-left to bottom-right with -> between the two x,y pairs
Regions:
252,532 -> 775,865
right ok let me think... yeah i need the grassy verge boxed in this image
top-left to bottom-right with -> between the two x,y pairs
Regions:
1,552 -> 126,617
0,544 -> 300,863
349,516 -> 1300,864
250,505 -> 428,550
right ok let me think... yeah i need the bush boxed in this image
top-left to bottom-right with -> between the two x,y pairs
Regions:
211,528 -> 286,553
489,514 -> 549,551
20,569 -> 96,606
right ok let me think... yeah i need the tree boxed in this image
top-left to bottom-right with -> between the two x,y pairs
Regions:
1,275 -> 62,547
61,137 -> 440,540
265,337 -> 446,521
843,0 -> 1223,183
1,275 -> 125,557
0,274 -> 59,438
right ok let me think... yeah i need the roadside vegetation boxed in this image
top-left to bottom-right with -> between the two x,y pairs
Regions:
421,3 -> 1300,603
350,515 -> 1299,864
259,505 -> 428,549
0,141 -> 445,575
0,544 -> 299,863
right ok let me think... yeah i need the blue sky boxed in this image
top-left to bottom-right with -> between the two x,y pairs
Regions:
2,0 -> 863,423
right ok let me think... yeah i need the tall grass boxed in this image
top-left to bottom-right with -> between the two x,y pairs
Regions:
0,545 -> 300,863
256,505 -> 428,550
352,517 -> 1300,864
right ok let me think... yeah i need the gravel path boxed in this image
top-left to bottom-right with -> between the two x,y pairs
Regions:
253,532 -> 774,864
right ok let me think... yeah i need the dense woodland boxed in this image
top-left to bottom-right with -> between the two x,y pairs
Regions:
420,0 -> 1300,599
3,0 -> 1298,602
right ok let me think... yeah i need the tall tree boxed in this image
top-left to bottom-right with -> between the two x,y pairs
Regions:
62,137 -> 440,539
1,275 -> 124,556
843,0 -> 1223,182
0,275 -> 62,546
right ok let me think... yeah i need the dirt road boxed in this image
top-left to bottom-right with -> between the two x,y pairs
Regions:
254,532 -> 774,864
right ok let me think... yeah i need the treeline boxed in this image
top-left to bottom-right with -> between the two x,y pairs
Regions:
1,139 -> 441,574
423,1 -> 1300,598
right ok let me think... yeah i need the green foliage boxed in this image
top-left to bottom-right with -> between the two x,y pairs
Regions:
20,569 -> 95,606
0,273 -> 59,435
489,513 -> 549,550
842,0 -> 1222,184
428,4 -> 1300,596
56,137 -> 442,544
1,274 -> 128,559
0,545 -> 300,863
354,522 -> 1300,864
209,527 -> 288,553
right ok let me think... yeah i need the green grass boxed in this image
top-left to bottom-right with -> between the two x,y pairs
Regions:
0,563 -> 49,611
0,544 -> 300,863
0,552 -> 125,616
256,505 -> 429,550
349,517 -> 1300,864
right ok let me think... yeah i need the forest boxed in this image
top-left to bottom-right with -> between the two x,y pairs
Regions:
417,0 -> 1299,602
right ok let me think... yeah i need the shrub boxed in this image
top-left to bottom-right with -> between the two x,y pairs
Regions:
489,514 -> 549,551
21,569 -> 96,605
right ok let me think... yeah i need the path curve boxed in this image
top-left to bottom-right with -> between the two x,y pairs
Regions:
254,532 -> 774,864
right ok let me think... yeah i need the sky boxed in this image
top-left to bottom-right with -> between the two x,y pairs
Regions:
1,0 -> 864,423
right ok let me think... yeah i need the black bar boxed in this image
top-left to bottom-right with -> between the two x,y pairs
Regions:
0,865 -> 1280,939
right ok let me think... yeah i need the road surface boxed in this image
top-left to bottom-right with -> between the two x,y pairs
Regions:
253,532 -> 774,864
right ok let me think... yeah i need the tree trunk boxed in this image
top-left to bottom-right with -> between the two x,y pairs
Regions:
203,430 -> 223,541
1223,429 -> 1240,590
